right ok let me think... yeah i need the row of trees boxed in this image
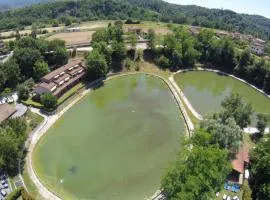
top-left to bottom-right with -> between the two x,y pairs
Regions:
0,36 -> 68,98
149,28 -> 270,95
162,94 -> 254,199
87,22 -> 128,80
0,118 -> 28,176
0,0 -> 269,39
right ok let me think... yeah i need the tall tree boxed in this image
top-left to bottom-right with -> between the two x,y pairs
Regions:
219,93 -> 253,129
162,142 -> 230,200
40,92 -> 58,111
33,60 -> 50,80
86,50 -> 108,80
250,136 -> 270,200
2,58 -> 21,87
147,29 -> 156,50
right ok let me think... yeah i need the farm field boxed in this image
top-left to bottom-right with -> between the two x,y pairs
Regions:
47,31 -> 95,46
33,74 -> 186,200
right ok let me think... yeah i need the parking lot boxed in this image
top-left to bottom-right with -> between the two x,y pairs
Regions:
0,174 -> 11,199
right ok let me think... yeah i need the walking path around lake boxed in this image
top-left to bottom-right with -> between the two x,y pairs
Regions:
25,72 -> 192,200
169,75 -> 203,121
172,68 -> 270,132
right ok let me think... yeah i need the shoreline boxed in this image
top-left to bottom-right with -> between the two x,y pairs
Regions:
26,72 -> 192,200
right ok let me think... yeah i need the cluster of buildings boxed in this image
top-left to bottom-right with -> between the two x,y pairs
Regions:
189,26 -> 267,56
34,59 -> 86,98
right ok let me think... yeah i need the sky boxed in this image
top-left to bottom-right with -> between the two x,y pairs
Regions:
165,0 -> 270,19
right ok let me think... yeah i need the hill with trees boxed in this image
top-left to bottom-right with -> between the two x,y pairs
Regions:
0,0 -> 270,39
0,0 -> 51,11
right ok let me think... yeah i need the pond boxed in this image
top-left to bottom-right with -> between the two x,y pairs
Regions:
33,74 -> 186,200
174,71 -> 270,125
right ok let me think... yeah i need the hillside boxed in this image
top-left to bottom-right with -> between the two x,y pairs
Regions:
0,0 -> 51,10
0,0 -> 269,39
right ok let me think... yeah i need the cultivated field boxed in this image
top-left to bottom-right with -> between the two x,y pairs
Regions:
124,22 -> 172,35
47,31 -> 95,46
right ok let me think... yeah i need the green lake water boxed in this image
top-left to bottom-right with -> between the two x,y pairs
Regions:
33,74 -> 186,200
174,71 -> 270,125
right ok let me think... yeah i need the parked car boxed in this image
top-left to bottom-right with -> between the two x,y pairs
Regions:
0,189 -> 6,197
0,180 -> 4,185
3,183 -> 8,189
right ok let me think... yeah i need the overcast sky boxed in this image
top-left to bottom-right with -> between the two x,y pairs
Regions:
165,0 -> 270,19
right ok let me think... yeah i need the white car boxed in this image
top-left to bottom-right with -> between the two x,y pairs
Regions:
3,183 -> 8,189
0,189 -> 6,197
0,180 -> 4,185
7,97 -> 14,103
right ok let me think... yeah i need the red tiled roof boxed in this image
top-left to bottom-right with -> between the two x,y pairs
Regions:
232,146 -> 249,174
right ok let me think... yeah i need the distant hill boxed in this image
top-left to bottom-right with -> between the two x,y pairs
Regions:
0,0 -> 269,40
0,0 -> 52,11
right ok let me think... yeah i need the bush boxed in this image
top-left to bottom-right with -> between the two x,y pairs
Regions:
40,92 -> 58,111
6,187 -> 22,200
155,55 -> 170,69
125,58 -> 133,70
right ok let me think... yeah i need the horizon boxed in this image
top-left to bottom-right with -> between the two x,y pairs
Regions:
165,0 -> 270,19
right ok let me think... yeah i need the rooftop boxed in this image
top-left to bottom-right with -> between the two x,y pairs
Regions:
42,59 -> 85,81
232,146 -> 249,174
0,103 -> 17,124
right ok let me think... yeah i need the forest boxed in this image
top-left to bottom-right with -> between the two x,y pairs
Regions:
0,0 -> 270,39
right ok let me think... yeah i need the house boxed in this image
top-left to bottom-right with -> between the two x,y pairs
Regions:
0,103 -> 17,124
34,59 -> 86,98
189,26 -> 201,35
250,38 -> 265,55
250,42 -> 265,55
127,27 -> 142,34
230,146 -> 250,185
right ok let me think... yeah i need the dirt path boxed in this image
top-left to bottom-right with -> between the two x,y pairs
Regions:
169,75 -> 203,121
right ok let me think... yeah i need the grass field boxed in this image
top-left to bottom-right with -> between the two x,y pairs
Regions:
33,74 -> 186,200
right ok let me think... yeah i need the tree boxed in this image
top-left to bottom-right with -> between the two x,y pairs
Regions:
111,41 -> 127,63
155,55 -> 170,69
128,33 -> 138,50
250,137 -> 270,200
86,50 -> 108,80
242,181 -> 252,200
239,48 -> 251,67
219,93 -> 253,129
147,29 -> 156,50
91,29 -> 109,44
17,84 -> 29,101
92,42 -> 112,66
13,47 -> 42,78
263,71 -> 270,94
41,93 -> 58,111
201,117 -> 243,155
33,60 -> 50,80
256,113 -> 268,136
0,117 -> 27,176
2,58 -> 21,87
162,143 -> 230,200
52,47 -> 68,66
48,39 -> 65,51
